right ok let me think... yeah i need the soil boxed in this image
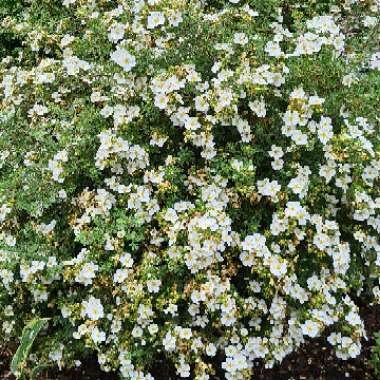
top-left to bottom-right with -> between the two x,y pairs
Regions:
1,305 -> 379,380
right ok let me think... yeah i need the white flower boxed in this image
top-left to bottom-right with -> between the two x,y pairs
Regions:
233,33 -> 248,45
319,164 -> 336,183
29,104 -> 48,116
148,324 -> 159,335
36,220 -> 56,235
132,326 -> 143,338
58,189 -> 67,199
63,0 -> 76,6
369,52 -> 380,70
206,343 -> 217,356
327,332 -> 341,346
313,232 -> 331,250
177,361 -> 191,378
342,73 -> 357,87
308,95 -> 324,106
147,12 -> 165,29
265,41 -> 282,57
163,331 -> 176,352
48,159 -> 64,183
301,320 -> 319,337
217,89 -> 234,108
345,311 -> 362,326
168,13 -> 183,27
82,297 -> 104,321
119,253 -> 133,268
61,305 -> 72,318
242,233 -> 266,251
318,117 -> 334,144
348,343 -> 361,358
269,257 -> 287,277
60,35 -> 75,48
285,201 -> 302,217
91,327 -> 106,344
257,179 -> 281,198
150,132 -> 168,147
291,130 -> 308,145
194,95 -> 209,112
147,279 -> 161,293
62,56 -> 91,76
110,47 -> 136,72
268,145 -> 284,159
185,116 -> 201,131
179,327 -> 192,340
363,16 -> 377,28
154,93 -> 169,110
76,262 -> 98,285
109,23 -> 125,43
231,159 -> 243,171
249,98 -> 266,117
113,268 -> 129,283
272,158 -> 284,170
283,110 -> 300,127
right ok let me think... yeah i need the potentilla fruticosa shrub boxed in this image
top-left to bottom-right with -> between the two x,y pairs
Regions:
0,0 -> 380,379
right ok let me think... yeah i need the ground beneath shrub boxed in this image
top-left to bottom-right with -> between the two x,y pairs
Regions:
1,305 -> 379,380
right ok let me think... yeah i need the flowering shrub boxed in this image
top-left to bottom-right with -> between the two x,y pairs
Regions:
1,0 -> 380,379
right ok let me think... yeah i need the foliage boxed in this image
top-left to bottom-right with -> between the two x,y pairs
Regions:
0,0 -> 380,379
370,332 -> 380,376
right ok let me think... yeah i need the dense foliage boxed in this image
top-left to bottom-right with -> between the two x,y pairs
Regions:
0,0 -> 380,379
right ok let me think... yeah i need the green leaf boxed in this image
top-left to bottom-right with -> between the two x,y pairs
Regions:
10,318 -> 50,379
31,364 -> 51,380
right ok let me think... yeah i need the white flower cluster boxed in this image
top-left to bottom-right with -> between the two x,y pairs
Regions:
95,130 -> 149,173
48,150 -> 69,183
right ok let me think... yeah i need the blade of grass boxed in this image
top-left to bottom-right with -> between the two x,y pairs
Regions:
10,318 -> 50,379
